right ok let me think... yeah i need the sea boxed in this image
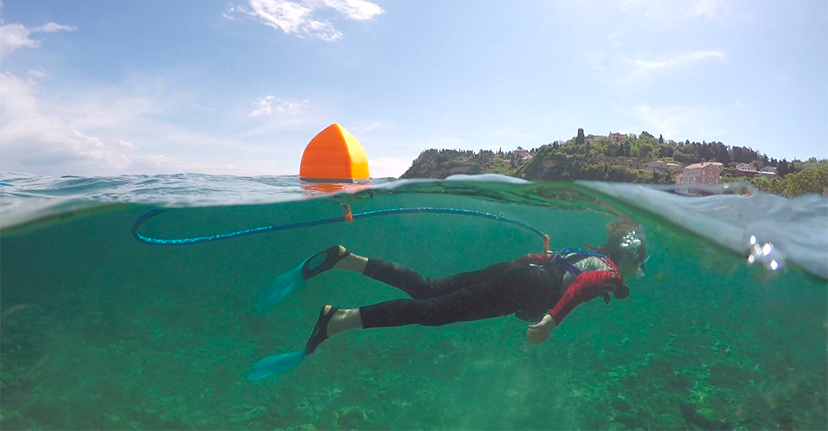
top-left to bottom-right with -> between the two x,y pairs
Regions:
1,173 -> 826,430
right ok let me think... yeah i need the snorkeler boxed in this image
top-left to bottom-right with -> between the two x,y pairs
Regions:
248,220 -> 647,380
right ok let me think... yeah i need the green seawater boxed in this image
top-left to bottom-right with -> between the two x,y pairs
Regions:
1,178 -> 826,430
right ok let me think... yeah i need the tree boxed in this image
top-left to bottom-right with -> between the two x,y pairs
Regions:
576,128 -> 585,146
637,142 -> 654,158
783,167 -> 828,196
713,142 -> 731,165
750,176 -> 783,195
657,145 -> 674,158
778,159 -> 789,177
618,140 -> 631,157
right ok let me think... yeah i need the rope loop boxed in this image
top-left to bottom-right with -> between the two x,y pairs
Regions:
132,206 -> 549,252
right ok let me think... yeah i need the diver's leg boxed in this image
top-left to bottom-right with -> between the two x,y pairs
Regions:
307,289 -> 492,353
305,305 -> 362,355
362,259 -> 513,300
301,245 -> 357,279
303,245 -> 370,275
307,266 -> 544,352
333,248 -> 368,273
304,246 -> 436,298
359,277 -> 527,328
313,286 -> 514,347
303,246 -> 448,299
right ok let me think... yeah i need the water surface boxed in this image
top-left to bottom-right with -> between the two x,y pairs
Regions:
1,173 -> 825,430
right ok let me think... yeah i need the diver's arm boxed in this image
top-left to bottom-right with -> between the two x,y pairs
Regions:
549,270 -> 622,322
526,267 -> 622,344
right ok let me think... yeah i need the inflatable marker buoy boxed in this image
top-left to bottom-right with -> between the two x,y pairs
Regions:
300,123 -> 369,183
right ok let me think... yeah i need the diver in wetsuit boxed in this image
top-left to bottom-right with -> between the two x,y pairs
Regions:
300,220 -> 647,353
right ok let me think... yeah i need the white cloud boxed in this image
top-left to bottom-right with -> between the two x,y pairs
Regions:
0,23 -> 39,61
0,67 -> 274,176
627,50 -> 725,76
229,0 -> 384,42
0,11 -> 76,65
321,0 -> 385,20
0,71 -> 142,172
28,68 -> 47,78
0,9 -> 325,177
31,22 -> 77,33
248,95 -> 308,117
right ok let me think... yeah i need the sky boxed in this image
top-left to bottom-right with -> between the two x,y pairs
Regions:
0,0 -> 826,178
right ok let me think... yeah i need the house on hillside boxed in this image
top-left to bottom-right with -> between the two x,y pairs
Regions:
513,146 -> 532,162
585,134 -> 607,144
680,162 -> 723,185
608,132 -> 626,144
734,164 -> 777,179
645,160 -> 683,173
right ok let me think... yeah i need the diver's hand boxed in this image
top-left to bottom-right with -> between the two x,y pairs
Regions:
527,314 -> 557,344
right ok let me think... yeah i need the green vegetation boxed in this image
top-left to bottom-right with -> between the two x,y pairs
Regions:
400,130 -> 827,196
401,148 -> 521,178
733,164 -> 828,197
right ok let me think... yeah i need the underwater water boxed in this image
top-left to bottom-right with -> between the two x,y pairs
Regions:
1,174 -> 826,430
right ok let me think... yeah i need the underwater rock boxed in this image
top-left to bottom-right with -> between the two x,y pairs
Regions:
679,401 -> 729,431
336,408 -> 367,430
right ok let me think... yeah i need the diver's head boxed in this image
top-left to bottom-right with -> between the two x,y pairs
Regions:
601,220 -> 647,279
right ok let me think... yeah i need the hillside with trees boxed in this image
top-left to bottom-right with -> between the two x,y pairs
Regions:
400,129 -> 827,196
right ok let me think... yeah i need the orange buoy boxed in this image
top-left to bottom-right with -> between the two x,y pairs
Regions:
299,123 -> 369,182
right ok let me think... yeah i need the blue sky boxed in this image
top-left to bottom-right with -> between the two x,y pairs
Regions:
1,0 -> 826,178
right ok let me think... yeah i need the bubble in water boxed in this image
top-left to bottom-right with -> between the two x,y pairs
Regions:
747,235 -> 785,271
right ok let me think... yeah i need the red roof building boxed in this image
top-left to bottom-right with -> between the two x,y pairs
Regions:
680,162 -> 723,185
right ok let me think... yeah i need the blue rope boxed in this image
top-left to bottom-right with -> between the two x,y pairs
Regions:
558,247 -> 609,259
132,207 -> 549,246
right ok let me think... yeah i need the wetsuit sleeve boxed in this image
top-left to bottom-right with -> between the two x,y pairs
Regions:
549,270 -> 623,324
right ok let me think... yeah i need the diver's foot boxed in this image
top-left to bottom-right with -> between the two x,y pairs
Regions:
305,305 -> 338,355
301,245 -> 351,280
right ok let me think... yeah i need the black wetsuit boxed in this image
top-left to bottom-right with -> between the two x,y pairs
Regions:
358,258 -> 564,328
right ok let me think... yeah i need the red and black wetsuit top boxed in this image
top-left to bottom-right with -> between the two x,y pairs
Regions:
512,250 -> 627,324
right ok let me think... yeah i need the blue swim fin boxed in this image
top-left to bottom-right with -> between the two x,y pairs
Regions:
257,246 -> 350,314
257,259 -> 307,314
247,350 -> 306,381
